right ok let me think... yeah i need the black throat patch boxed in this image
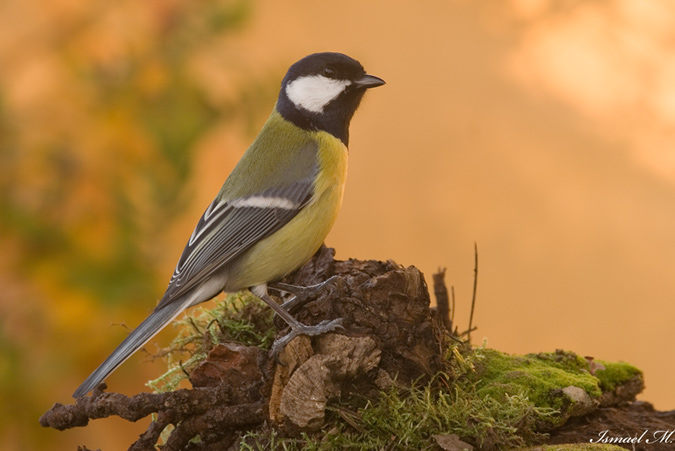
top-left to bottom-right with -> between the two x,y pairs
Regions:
276,85 -> 366,147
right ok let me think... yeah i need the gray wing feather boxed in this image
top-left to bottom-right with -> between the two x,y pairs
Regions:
156,177 -> 315,310
73,177 -> 315,397
72,297 -> 189,397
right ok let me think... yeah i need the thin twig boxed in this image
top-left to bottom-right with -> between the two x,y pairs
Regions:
450,285 -> 456,329
334,406 -> 365,434
459,326 -> 478,339
179,360 -> 190,378
188,317 -> 202,335
207,318 -> 227,336
467,243 -> 478,342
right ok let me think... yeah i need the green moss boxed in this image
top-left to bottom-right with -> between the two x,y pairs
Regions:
474,349 -> 602,418
595,360 -> 642,392
152,300 -> 644,450
241,344 -> 558,450
242,373 -> 555,450
237,342 -> 644,450
147,291 -> 275,392
334,375 -> 555,449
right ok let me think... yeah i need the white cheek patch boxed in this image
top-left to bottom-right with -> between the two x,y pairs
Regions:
286,75 -> 352,113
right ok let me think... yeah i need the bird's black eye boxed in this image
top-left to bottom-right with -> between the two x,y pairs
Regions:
323,66 -> 337,78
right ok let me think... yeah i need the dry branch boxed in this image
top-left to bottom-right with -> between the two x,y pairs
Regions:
41,246 -> 443,450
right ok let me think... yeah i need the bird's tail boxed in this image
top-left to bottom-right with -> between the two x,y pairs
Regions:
72,299 -> 191,398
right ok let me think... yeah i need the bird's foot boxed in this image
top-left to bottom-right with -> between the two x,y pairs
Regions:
270,275 -> 341,313
271,317 -> 345,361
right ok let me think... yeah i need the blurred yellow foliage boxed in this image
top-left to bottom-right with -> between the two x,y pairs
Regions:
0,0 -> 254,448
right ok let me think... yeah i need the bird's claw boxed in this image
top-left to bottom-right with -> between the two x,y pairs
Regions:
271,317 -> 345,363
274,276 -> 342,313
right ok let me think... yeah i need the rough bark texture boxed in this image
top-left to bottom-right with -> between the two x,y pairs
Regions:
547,401 -> 675,451
283,246 -> 440,384
40,246 -> 674,450
41,247 -> 440,450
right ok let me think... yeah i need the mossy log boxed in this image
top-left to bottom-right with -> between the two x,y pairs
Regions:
41,247 -> 442,450
40,246 -> 666,451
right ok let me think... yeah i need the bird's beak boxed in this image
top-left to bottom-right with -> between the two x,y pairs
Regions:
353,74 -> 386,89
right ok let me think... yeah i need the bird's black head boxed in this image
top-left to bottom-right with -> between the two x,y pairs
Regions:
276,52 -> 385,146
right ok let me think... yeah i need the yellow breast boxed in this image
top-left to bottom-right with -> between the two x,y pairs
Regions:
225,130 -> 348,291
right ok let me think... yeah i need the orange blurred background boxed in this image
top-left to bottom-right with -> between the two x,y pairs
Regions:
2,0 -> 674,449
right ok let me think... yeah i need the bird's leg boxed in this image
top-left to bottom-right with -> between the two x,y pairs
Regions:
258,293 -> 344,358
268,275 -> 340,313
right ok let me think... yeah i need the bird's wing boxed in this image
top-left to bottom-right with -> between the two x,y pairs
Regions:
73,176 -> 316,397
155,175 -> 315,310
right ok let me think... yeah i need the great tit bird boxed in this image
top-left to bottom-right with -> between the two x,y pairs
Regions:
73,52 -> 385,398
